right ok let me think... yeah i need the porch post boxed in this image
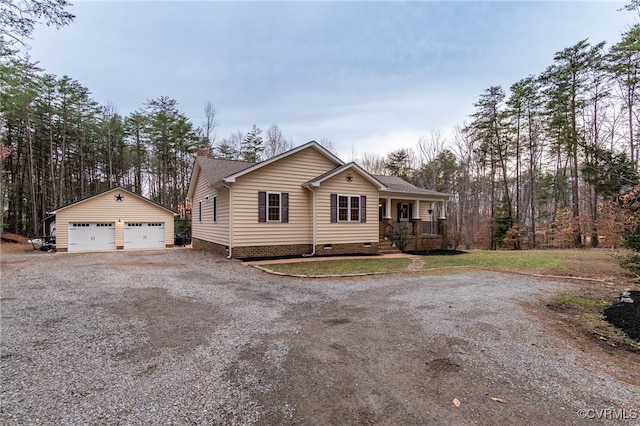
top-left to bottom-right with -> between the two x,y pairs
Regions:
412,217 -> 422,236
437,200 -> 447,249
385,197 -> 392,218
382,198 -> 393,240
411,200 -> 422,236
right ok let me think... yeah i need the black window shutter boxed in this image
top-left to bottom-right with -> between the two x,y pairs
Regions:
258,191 -> 266,222
397,203 -> 401,221
360,195 -> 366,223
330,193 -> 337,223
409,204 -> 413,220
281,193 -> 289,223
213,197 -> 217,221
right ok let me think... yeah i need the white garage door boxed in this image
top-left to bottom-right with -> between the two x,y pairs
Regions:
68,222 -> 116,252
124,222 -> 165,249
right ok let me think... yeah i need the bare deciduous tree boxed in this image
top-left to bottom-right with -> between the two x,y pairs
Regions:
264,124 -> 293,158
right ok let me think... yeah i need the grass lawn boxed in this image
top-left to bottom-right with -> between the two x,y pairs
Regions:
260,249 -> 630,280
257,249 -> 638,351
419,250 -> 564,273
263,257 -> 413,276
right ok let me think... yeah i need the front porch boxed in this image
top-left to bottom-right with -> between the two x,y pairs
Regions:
379,218 -> 447,252
371,174 -> 450,253
378,198 -> 448,252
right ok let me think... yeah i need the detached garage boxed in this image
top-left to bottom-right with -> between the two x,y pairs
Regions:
51,187 -> 177,253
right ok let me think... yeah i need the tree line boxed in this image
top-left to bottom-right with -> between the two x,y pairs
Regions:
0,0 -> 328,236
1,0 -> 638,251
356,25 -> 639,249
0,55 -> 307,235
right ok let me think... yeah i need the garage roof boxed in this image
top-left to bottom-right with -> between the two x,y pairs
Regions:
49,187 -> 178,215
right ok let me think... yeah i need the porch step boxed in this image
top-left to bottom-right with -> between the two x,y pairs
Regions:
378,240 -> 402,254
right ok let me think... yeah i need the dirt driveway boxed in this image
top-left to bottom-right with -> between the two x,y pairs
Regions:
1,249 -> 638,425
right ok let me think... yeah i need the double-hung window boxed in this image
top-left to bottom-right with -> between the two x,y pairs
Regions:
338,195 -> 349,221
331,194 -> 366,223
350,196 -> 360,221
258,191 -> 289,223
268,192 -> 281,222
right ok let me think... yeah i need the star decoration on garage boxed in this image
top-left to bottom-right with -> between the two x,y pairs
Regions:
115,193 -> 124,202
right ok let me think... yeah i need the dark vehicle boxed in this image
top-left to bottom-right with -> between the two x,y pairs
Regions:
174,234 -> 191,247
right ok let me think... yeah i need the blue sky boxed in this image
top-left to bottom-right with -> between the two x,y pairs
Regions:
28,1 -> 636,160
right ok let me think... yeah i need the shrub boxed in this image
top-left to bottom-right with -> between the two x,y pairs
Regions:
617,252 -> 640,277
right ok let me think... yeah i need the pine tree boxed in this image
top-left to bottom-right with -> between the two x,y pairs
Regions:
607,24 -> 640,169
541,39 -> 605,247
240,124 -> 263,162
385,149 -> 412,180
464,86 -> 508,249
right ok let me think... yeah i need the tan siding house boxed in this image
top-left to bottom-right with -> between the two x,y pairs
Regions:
187,141 -> 450,259
232,147 -> 338,247
313,169 -> 379,246
51,187 -> 177,252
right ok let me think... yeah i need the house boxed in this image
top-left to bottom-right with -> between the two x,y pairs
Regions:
50,187 -> 178,252
187,141 -> 450,259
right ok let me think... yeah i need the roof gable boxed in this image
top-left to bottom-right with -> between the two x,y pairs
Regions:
304,162 -> 386,190
51,187 -> 178,215
223,141 -> 343,183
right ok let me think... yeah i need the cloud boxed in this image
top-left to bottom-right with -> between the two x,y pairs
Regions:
27,0 -> 635,159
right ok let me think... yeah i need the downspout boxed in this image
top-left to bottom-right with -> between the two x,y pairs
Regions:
224,183 -> 233,258
303,186 -> 316,257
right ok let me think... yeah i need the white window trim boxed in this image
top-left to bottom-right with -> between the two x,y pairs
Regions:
399,202 -> 410,222
267,191 -> 282,222
337,194 -> 360,222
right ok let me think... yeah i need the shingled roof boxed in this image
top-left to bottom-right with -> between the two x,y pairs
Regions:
194,156 -> 255,188
373,175 -> 449,198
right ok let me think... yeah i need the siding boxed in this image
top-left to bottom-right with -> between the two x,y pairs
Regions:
191,166 -> 230,246
315,170 -> 379,244
419,201 -> 434,221
56,189 -> 174,250
232,146 -> 339,247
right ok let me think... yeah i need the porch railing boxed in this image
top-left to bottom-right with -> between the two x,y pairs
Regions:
421,220 -> 439,235
381,220 -> 439,238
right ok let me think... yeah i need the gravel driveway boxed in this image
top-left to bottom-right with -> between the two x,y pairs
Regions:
1,249 -> 638,425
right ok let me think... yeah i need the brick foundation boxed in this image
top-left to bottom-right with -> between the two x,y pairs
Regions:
192,238 -> 229,256
315,242 -> 379,256
403,235 -> 443,251
193,238 -> 380,259
230,243 -> 312,259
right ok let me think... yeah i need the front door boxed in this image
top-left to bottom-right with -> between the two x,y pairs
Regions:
398,203 -> 412,222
